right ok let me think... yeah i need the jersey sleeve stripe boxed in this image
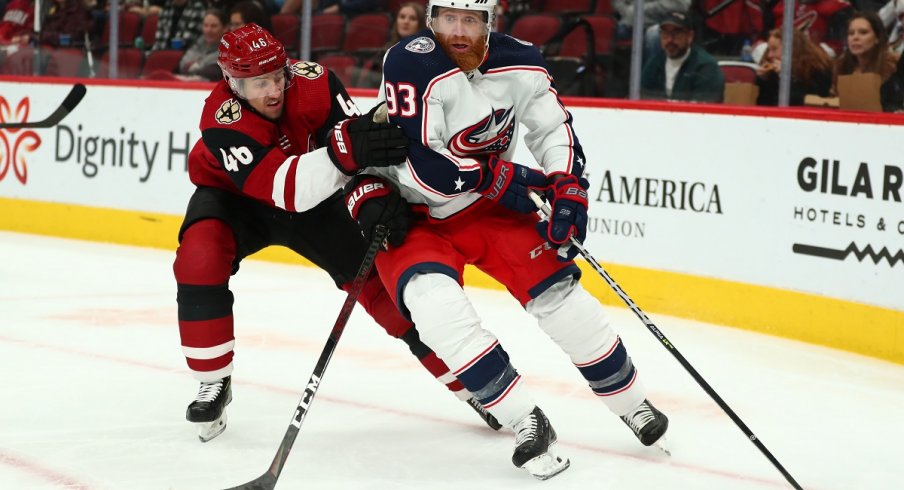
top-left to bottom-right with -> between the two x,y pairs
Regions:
271,155 -> 299,210
284,156 -> 300,213
553,91 -> 576,174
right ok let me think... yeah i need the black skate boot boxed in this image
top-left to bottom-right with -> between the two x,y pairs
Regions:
186,376 -> 232,442
466,397 -> 502,431
511,406 -> 570,480
620,398 -> 669,453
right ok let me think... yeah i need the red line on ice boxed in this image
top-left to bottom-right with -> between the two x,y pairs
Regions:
0,450 -> 91,489
0,334 -> 814,489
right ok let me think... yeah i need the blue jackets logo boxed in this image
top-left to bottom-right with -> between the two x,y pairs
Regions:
405,37 -> 435,53
448,107 -> 515,156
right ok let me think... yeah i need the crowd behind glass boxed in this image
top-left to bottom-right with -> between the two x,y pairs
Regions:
1,0 -> 902,111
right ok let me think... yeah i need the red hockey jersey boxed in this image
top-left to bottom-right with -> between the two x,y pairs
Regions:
188,61 -> 360,213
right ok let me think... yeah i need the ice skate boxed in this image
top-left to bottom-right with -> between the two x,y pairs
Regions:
186,376 -> 232,443
466,397 -> 502,431
511,406 -> 570,480
620,398 -> 669,454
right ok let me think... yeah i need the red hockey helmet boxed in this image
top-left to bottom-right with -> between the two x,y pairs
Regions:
217,23 -> 288,80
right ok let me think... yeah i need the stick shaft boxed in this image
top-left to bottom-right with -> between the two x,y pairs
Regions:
529,192 -> 803,490
225,225 -> 388,490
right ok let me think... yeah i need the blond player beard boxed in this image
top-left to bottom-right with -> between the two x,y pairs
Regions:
436,32 -> 487,72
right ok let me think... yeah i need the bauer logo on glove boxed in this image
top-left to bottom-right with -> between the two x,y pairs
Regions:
346,180 -> 388,215
475,155 -> 547,213
344,175 -> 411,248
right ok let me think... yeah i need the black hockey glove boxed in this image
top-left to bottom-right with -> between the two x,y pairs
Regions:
535,173 -> 589,262
327,116 -> 409,175
344,174 -> 411,248
475,155 -> 548,213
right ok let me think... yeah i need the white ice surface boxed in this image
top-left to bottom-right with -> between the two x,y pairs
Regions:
0,231 -> 902,490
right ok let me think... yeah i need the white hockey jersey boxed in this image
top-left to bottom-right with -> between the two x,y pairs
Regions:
376,30 -> 587,219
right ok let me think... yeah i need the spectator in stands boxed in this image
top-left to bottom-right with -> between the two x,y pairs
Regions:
755,27 -> 834,106
146,7 -> 229,80
228,0 -> 270,31
175,8 -> 228,80
0,0 -> 33,48
356,2 -> 426,88
389,1 -> 425,45
41,0 -> 95,46
641,10 -> 724,102
151,0 -> 207,51
614,0 -> 691,60
833,11 -> 899,98
280,0 -> 377,17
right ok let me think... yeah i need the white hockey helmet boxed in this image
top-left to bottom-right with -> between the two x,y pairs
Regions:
426,0 -> 498,35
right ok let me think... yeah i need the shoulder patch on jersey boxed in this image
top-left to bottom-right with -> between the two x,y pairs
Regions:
405,36 -> 435,53
506,34 -> 533,46
215,98 -> 242,125
291,61 -> 324,80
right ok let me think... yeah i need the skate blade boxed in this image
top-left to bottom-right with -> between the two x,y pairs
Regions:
522,444 -> 571,481
652,434 -> 670,456
197,412 -> 227,443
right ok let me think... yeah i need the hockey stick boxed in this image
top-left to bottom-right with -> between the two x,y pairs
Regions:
0,83 -> 86,129
529,191 -> 804,490
224,225 -> 388,490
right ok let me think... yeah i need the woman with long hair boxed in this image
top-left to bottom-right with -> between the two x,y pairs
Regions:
833,11 -> 898,88
756,28 -> 834,105
389,2 -> 427,46
357,2 -> 427,88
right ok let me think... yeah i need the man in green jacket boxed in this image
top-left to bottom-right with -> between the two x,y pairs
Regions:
641,11 -> 724,103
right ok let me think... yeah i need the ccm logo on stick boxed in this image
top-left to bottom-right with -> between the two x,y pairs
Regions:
291,374 -> 321,428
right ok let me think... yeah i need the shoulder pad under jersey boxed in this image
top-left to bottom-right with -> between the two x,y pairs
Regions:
482,32 -> 549,72
383,31 -> 459,89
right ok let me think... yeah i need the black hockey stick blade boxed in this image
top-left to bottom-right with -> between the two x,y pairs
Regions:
223,225 -> 388,490
0,83 -> 86,129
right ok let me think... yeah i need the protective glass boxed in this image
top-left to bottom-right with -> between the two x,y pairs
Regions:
231,67 -> 293,101
430,8 -> 489,38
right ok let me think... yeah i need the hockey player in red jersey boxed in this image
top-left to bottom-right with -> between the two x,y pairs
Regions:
173,23 -> 499,442
345,0 -> 669,479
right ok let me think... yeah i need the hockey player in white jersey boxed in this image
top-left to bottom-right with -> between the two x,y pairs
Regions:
343,0 -> 670,480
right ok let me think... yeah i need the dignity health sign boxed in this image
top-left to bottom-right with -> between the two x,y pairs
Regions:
0,80 -> 203,214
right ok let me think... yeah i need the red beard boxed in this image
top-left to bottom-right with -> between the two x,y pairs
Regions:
436,33 -> 486,72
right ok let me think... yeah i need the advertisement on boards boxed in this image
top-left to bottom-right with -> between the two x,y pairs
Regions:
0,81 -> 202,214
561,108 -> 902,311
1,80 -> 900,312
